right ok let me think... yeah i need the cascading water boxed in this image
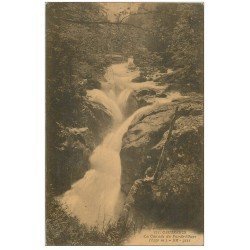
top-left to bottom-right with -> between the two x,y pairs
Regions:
59,60 -> 183,228
59,62 -> 139,227
87,89 -> 123,124
117,88 -> 133,113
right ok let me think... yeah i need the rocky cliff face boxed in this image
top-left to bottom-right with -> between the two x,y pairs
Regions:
120,93 -> 203,229
124,92 -> 138,117
52,97 -> 113,194
82,98 -> 113,143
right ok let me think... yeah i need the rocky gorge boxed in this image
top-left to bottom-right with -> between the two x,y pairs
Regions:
46,3 -> 204,245
52,60 -> 203,232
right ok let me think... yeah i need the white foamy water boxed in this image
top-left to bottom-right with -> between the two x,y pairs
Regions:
117,88 -> 133,113
59,60 -> 183,228
87,89 -> 123,124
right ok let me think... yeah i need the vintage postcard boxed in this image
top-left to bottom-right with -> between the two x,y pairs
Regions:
46,2 -> 204,246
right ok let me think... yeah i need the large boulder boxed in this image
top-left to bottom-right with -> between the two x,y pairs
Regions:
55,126 -> 95,192
85,79 -> 101,90
120,94 -> 203,229
124,92 -> 139,117
134,88 -> 156,108
131,75 -> 147,83
136,89 -> 156,97
82,98 -> 113,142
133,87 -> 171,108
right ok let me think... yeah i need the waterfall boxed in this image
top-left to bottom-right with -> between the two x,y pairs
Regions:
60,105 -> 152,227
59,60 -> 182,228
59,62 -> 141,227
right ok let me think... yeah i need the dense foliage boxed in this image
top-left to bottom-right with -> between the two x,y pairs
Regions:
127,3 -> 204,91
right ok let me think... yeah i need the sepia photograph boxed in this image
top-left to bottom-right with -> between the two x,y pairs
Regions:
46,2 -> 204,246
2,0 -> 250,249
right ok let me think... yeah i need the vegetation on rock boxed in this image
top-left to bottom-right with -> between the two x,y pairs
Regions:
120,96 -> 204,230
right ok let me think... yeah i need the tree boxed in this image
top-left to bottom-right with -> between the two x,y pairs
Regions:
169,4 -> 204,91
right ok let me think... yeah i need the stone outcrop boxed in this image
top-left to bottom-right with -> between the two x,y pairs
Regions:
82,98 -> 113,142
120,93 -> 203,229
52,98 -> 113,194
133,87 -> 170,108
123,92 -> 138,117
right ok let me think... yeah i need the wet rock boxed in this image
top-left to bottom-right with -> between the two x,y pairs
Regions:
83,98 -> 113,141
52,98 -> 113,194
124,92 -> 138,117
53,125 -> 95,195
137,98 -> 151,108
136,89 -> 156,97
131,75 -> 147,83
121,95 -> 203,192
85,78 -> 101,90
120,94 -> 203,229
134,89 -> 156,108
